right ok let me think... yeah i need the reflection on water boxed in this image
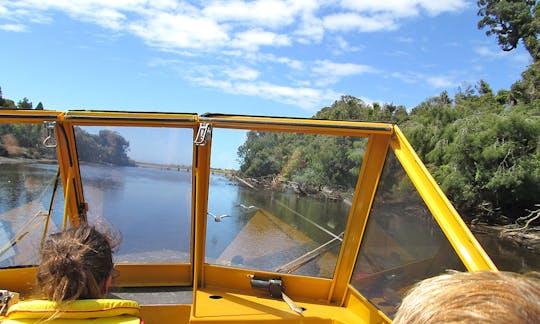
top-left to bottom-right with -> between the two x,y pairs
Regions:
0,163 -> 63,267
0,163 -> 537,275
80,164 -> 192,263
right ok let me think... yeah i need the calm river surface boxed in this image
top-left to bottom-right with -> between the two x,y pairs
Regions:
0,162 -> 537,273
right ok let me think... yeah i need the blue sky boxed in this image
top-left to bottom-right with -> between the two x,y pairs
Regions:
0,1 -> 532,169
0,0 -> 531,116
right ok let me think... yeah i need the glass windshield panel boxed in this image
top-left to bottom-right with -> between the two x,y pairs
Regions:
74,126 -> 193,264
206,128 -> 367,278
350,149 -> 465,318
0,122 -> 63,267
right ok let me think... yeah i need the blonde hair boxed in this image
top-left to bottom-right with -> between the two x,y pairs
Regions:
393,271 -> 540,324
36,224 -> 116,302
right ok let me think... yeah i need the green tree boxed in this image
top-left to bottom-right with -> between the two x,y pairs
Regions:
477,0 -> 540,61
17,97 -> 32,110
35,102 -> 44,110
510,61 -> 540,103
477,79 -> 494,96
74,127 -> 133,166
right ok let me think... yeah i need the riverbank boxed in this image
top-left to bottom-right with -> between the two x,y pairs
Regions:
0,156 -> 57,164
472,224 -> 540,254
232,175 -> 540,254
231,174 -> 351,200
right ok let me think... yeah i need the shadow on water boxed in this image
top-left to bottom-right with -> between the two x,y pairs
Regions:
473,231 -> 540,273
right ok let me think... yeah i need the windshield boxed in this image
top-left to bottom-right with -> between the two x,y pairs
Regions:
74,126 -> 193,264
350,149 -> 466,317
0,121 -> 63,268
206,128 -> 368,278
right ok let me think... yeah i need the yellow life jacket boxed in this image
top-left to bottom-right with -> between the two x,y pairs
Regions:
3,299 -> 141,323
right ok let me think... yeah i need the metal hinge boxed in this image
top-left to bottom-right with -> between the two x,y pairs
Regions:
42,121 -> 57,148
194,123 -> 212,146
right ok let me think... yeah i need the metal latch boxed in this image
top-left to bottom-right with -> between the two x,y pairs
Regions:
194,123 -> 212,146
42,121 -> 57,148
0,290 -> 19,316
248,275 -> 304,315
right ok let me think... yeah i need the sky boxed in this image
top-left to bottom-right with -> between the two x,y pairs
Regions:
0,0 -> 533,168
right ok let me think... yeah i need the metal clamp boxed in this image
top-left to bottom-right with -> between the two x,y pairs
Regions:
42,121 -> 57,148
248,275 -> 304,315
194,123 -> 212,146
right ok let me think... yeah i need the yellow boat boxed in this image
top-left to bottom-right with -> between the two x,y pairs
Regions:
0,110 -> 496,323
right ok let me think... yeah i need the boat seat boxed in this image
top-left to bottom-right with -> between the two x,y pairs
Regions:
3,299 -> 142,323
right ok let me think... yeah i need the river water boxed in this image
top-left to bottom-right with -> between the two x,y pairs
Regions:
0,162 -> 537,274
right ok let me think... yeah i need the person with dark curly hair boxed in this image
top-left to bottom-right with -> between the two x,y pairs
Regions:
3,224 -> 142,323
36,224 -> 117,302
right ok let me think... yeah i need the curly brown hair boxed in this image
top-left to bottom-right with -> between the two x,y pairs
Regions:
36,224 -> 115,302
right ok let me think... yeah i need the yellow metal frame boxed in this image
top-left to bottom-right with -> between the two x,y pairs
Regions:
0,110 -> 496,323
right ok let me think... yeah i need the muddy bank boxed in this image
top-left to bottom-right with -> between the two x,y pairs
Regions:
231,174 -> 352,201
472,224 -> 540,254
233,175 -> 540,255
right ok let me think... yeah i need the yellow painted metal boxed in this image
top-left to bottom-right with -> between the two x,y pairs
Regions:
0,267 -> 37,297
64,110 -> 198,127
61,166 -> 74,230
203,264 -> 332,301
200,114 -> 393,137
55,117 -> 87,225
114,264 -> 192,287
140,305 -> 191,324
343,287 -> 391,324
329,134 -> 391,304
391,126 -> 496,271
0,110 -> 61,124
192,124 -> 213,293
191,287 -> 371,323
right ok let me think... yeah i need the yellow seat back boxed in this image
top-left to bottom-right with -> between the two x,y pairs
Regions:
4,299 -> 141,323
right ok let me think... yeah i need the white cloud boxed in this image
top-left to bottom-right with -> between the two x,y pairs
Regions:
313,60 -> 377,77
190,75 -> 339,109
426,75 -> 455,88
0,23 -> 26,32
231,29 -> 290,51
392,71 -> 458,89
323,13 -> 398,32
224,66 -> 260,81
128,12 -> 230,50
474,46 -> 506,58
294,13 -> 324,43
204,0 -> 296,28
474,45 -> 532,65
259,53 -> 304,70
333,36 -> 362,54
339,0 -> 467,17
312,60 -> 377,86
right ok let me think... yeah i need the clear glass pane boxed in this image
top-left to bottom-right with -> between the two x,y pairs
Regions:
74,126 -> 193,264
350,149 -> 465,318
0,122 -> 63,267
206,129 -> 367,278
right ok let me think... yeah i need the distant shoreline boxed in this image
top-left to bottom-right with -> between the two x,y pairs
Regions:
135,161 -> 191,171
0,156 -> 57,164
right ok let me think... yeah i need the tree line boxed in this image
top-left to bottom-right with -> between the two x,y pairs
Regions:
0,93 -> 132,166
